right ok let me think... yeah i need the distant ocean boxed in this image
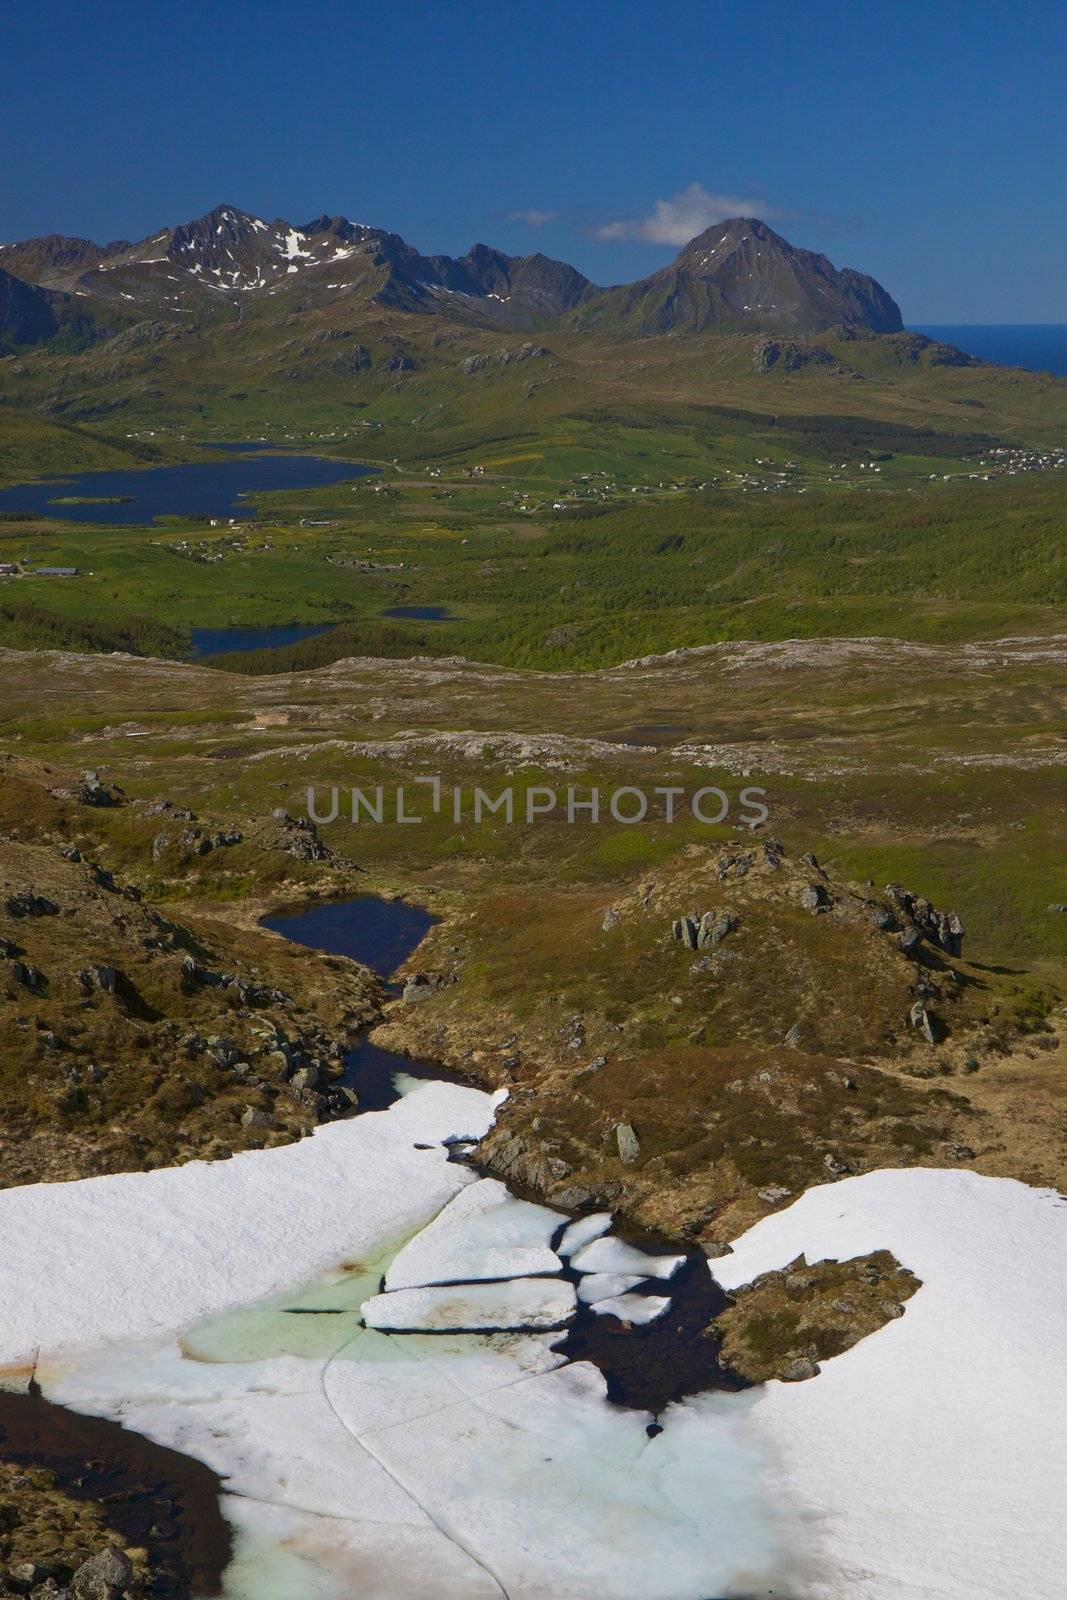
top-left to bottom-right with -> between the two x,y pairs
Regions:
911,325 -> 1067,377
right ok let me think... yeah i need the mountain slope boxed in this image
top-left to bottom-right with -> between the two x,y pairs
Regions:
569,218 -> 903,335
0,266 -> 122,353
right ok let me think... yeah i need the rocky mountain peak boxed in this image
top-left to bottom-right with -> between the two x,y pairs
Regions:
570,215 -> 903,335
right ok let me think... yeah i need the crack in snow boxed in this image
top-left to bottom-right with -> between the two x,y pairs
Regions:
318,1327 -> 513,1598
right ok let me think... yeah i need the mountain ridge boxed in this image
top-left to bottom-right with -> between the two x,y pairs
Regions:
0,203 -> 902,340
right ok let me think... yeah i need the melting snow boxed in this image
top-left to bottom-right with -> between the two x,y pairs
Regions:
557,1212 -> 612,1257
2,1095 -> 1064,1599
589,1292 -> 671,1324
570,1236 -> 685,1279
0,1081 -> 497,1359
712,1169 -> 1067,1599
575,1271 -> 646,1304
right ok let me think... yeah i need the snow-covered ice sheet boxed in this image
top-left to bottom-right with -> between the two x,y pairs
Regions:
557,1211 -> 613,1256
0,1074 -> 797,1597
4,1076 -> 1066,1600
383,1177 -> 565,1290
0,1081 -> 497,1362
362,1278 -> 577,1331
570,1235 -> 685,1279
328,1356 -> 796,1600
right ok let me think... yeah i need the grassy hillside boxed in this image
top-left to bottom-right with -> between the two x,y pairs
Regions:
0,308 -> 1063,666
3,286 -> 1067,464
0,404 -> 192,484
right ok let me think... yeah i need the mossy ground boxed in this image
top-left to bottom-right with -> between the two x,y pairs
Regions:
0,1461 -> 148,1593
711,1248 -> 922,1382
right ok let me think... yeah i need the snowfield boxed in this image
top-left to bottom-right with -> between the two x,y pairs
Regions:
0,1081 -> 501,1361
713,1167 -> 1067,1600
0,1083 -> 1063,1600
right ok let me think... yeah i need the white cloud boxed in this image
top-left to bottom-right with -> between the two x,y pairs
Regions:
592,183 -> 776,245
510,208 -> 559,227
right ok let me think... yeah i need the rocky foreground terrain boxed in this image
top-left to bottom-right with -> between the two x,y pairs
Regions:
0,631 -> 1062,1213
0,632 -> 1063,1589
381,834 -> 1064,1241
0,758 -> 383,1186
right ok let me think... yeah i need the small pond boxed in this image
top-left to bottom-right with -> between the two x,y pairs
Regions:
189,623 -> 335,658
382,604 -> 454,621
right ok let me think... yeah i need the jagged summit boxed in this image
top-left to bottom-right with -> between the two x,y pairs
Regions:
0,204 -> 599,328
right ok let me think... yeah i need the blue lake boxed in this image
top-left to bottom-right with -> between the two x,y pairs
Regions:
0,454 -> 376,524
189,624 -> 335,658
912,324 -> 1067,377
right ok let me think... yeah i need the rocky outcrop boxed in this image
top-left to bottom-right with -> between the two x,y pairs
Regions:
671,910 -> 738,949
885,884 -> 964,956
711,1248 -> 921,1383
754,339 -> 836,373
460,343 -> 552,375
0,819 -> 379,1187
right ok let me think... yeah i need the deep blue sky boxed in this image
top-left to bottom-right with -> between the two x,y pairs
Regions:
4,0 -> 1065,320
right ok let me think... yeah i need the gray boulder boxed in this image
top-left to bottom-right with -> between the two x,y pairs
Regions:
909,1001 -> 937,1044
240,1106 -> 274,1130
290,1063 -> 323,1092
698,910 -> 737,948
80,964 -> 117,994
73,1547 -> 133,1600
781,1357 -> 819,1382
11,961 -> 45,991
614,1122 -> 640,1165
